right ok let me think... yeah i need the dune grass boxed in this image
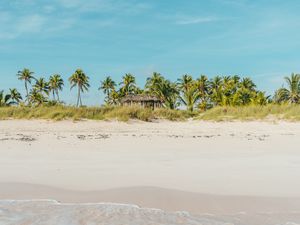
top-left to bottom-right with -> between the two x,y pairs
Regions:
0,104 -> 300,122
0,106 -> 189,122
198,104 -> 300,121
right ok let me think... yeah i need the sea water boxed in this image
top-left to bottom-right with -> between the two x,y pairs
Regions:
0,200 -> 300,225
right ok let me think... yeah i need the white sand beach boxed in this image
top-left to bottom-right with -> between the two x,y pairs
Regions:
0,120 -> 300,224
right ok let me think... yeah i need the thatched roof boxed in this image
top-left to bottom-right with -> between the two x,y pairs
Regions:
121,94 -> 162,103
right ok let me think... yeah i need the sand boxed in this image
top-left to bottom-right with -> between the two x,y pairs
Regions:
0,119 -> 300,224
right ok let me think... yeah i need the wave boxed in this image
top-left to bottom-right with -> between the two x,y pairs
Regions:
0,200 -> 300,225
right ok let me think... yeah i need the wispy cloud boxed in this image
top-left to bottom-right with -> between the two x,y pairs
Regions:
56,0 -> 151,14
0,11 -> 75,39
15,14 -> 46,33
176,16 -> 217,25
0,0 -> 152,39
0,11 -> 43,39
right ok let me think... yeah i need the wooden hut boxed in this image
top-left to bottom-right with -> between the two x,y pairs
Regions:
121,94 -> 163,110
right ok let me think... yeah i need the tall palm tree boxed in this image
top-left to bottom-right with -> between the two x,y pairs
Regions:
49,74 -> 64,101
7,88 -> 22,105
17,68 -> 35,103
69,69 -> 90,107
34,78 -> 49,96
275,73 -> 300,104
119,73 -> 136,96
99,76 -> 116,105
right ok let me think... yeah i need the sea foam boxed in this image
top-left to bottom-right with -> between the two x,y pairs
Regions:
0,200 -> 300,225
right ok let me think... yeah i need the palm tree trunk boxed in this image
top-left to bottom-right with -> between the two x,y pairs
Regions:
77,87 -> 80,107
25,81 -> 29,104
107,91 -> 110,105
79,92 -> 82,106
53,90 -> 56,101
56,90 -> 60,102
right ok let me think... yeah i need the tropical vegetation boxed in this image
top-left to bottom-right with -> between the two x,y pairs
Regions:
1,68 -> 300,121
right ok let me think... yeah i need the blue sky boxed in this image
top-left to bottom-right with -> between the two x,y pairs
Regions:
1,0 -> 300,105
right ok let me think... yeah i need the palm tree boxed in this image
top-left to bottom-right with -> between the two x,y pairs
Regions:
34,78 -> 49,96
145,72 -> 164,95
109,89 -> 121,105
233,88 -> 254,105
196,75 -> 210,110
145,72 -> 165,100
251,91 -> 270,106
177,74 -> 193,92
145,72 -> 179,109
69,69 -> 90,107
99,76 -> 116,105
210,76 -> 223,106
119,73 -> 136,96
232,75 -> 241,85
160,80 -> 179,109
28,89 -> 47,106
17,68 -> 35,103
239,77 -> 256,91
275,73 -> 300,104
0,90 -> 10,107
49,74 -> 64,102
221,76 -> 236,106
177,74 -> 199,112
7,88 -> 22,105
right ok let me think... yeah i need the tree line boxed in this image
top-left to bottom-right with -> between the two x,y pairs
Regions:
0,68 -> 300,112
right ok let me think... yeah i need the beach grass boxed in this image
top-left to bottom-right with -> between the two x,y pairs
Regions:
197,104 -> 300,121
0,106 -> 189,121
0,104 -> 300,121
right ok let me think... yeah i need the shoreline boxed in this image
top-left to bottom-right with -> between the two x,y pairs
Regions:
1,119 -> 300,222
1,183 -> 300,215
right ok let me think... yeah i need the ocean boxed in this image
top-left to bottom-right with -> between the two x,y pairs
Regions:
1,200 -> 300,225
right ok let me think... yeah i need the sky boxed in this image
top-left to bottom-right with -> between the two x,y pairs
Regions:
1,0 -> 300,105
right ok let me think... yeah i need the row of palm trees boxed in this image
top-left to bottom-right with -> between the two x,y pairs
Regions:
0,68 -> 300,111
99,72 -> 300,111
15,68 -> 65,106
12,68 -> 88,107
100,73 -> 272,111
